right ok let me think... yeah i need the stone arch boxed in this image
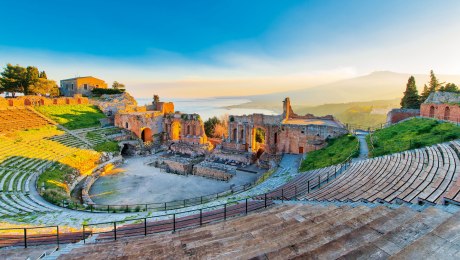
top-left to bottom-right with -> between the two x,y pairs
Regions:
444,106 -> 450,120
251,126 -> 267,153
24,98 -> 32,106
39,99 -> 45,106
240,128 -> 244,143
187,125 -> 191,135
8,99 -> 14,106
66,98 -> 71,104
232,128 -> 237,141
125,122 -> 129,129
171,121 -> 181,141
429,106 -> 435,118
141,128 -> 153,142
77,98 -> 82,104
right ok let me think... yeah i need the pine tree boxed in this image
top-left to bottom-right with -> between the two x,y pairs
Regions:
401,76 -> 421,109
443,83 -> 459,93
428,70 -> 442,92
420,84 -> 430,103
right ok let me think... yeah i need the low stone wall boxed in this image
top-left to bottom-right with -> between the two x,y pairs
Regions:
0,95 -> 89,109
81,155 -> 123,205
209,149 -> 252,165
168,142 -> 210,158
386,108 -> 420,125
192,161 -> 236,181
148,155 -> 197,175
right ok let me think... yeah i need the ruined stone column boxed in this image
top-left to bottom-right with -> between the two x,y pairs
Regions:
236,124 -> 240,144
228,123 -> 232,142
243,124 -> 246,144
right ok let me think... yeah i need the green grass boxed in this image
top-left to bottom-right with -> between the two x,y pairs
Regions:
35,104 -> 106,130
94,141 -> 120,153
300,134 -> 359,172
37,164 -> 77,205
367,118 -> 460,157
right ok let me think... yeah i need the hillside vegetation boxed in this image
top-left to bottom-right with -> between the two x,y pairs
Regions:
300,134 -> 359,172
35,104 -> 106,130
367,118 -> 460,157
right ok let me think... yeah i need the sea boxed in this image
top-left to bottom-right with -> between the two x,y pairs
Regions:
135,97 -> 277,120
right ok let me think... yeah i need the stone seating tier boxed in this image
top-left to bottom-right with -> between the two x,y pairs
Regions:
56,203 -> 460,259
288,141 -> 460,204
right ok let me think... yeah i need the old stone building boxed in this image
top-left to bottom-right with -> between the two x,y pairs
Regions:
60,76 -> 108,97
421,91 -> 460,123
163,113 -> 207,145
114,97 -> 207,145
222,98 -> 347,155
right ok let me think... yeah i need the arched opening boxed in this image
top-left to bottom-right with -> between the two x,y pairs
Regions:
125,122 -> 129,129
171,122 -> 181,141
77,98 -> 82,104
240,129 -> 244,143
53,99 -> 58,105
252,127 -> 266,153
141,128 -> 153,142
8,100 -> 13,106
66,98 -> 70,104
274,132 -> 278,144
444,106 -> 450,120
24,99 -> 32,106
39,99 -> 45,106
187,125 -> 191,135
429,106 -> 435,118
232,128 -> 237,141
121,143 -> 136,156
192,125 -> 196,136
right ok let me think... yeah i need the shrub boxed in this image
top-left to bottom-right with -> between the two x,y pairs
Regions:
91,88 -> 125,96
41,188 -> 68,205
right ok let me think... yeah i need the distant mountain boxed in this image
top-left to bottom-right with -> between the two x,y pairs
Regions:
248,71 -> 460,106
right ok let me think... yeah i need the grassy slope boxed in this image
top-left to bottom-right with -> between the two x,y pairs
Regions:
35,104 -> 106,130
367,118 -> 460,157
300,134 -> 359,172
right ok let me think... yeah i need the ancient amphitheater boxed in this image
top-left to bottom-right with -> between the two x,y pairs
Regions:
0,93 -> 460,260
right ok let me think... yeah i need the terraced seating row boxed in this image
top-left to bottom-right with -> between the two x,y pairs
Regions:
297,141 -> 460,205
75,127 -> 125,146
0,108 -> 50,133
58,202 -> 460,259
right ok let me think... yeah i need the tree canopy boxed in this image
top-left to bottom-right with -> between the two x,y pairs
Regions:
112,81 -> 125,90
0,63 -> 58,96
400,76 -> 421,109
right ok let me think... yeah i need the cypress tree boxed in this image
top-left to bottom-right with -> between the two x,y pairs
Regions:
401,76 -> 421,109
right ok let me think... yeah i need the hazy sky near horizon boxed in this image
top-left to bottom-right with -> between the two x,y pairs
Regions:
1,0 -> 459,98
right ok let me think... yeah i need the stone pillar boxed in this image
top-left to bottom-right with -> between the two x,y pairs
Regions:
236,124 -> 240,144
228,123 -> 232,142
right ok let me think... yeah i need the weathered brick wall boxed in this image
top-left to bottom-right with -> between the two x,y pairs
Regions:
421,103 -> 460,123
0,95 -> 89,109
192,165 -> 233,181
386,109 -> 420,124
114,111 -> 164,141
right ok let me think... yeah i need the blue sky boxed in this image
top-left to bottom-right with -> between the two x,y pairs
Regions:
1,0 -> 459,97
